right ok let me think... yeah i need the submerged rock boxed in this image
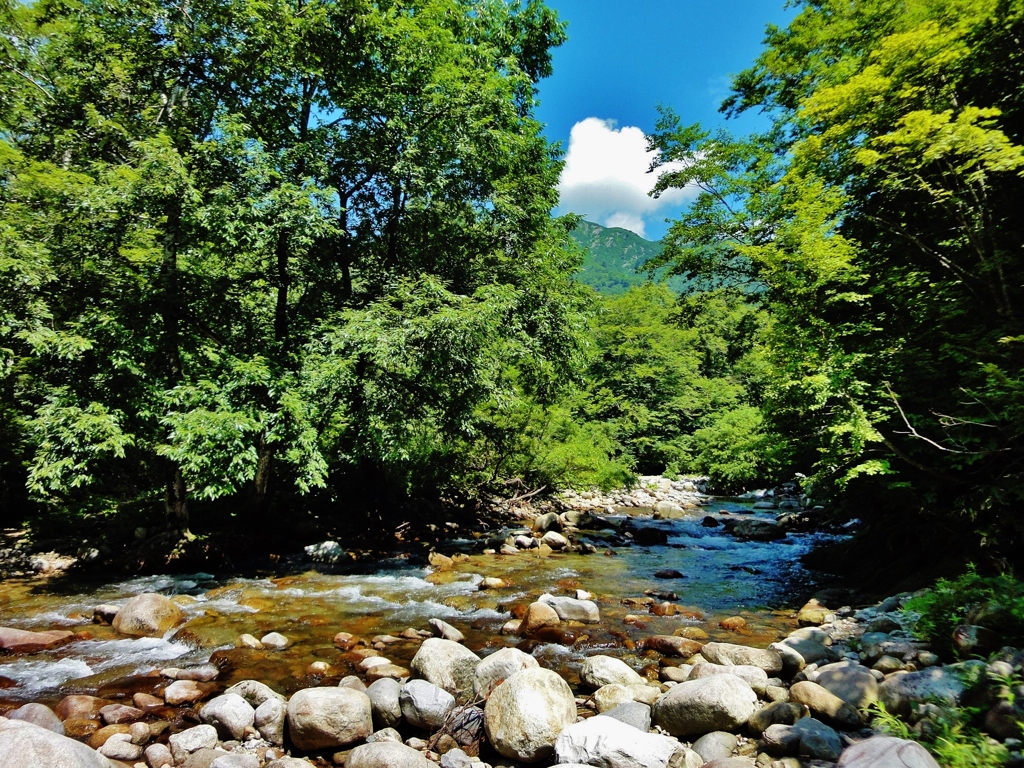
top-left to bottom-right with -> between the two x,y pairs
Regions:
111,593 -> 183,638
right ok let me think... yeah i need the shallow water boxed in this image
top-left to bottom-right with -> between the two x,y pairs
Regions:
0,500 -> 842,707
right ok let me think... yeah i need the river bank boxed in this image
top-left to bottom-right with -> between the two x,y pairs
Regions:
4,486 -> 1011,767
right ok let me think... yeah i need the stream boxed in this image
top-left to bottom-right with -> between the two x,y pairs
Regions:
0,500 -> 844,710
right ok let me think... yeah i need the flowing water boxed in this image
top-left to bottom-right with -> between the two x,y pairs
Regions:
0,500 -> 843,709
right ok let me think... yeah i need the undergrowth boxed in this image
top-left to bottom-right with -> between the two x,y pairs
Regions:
868,701 -> 1009,768
903,565 -> 1024,655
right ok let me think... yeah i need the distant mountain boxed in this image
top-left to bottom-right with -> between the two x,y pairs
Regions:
570,220 -> 687,295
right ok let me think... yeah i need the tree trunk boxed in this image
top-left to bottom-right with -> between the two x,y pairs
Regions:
161,200 -> 189,530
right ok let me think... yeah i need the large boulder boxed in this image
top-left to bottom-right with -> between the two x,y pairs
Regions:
473,647 -> 539,698
691,731 -> 737,763
789,681 -> 861,727
111,593 -> 184,637
484,668 -> 577,763
366,678 -> 403,729
699,643 -> 783,675
732,519 -> 784,541
554,714 -> 681,768
254,698 -> 285,745
168,724 -> 218,764
688,662 -> 768,696
286,687 -> 372,751
224,680 -> 286,709
346,741 -> 434,768
399,679 -> 456,730
814,660 -> 879,709
579,655 -> 645,689
409,638 -> 480,699
7,703 -> 65,734
0,718 -> 112,768
835,735 -> 940,768
652,674 -> 757,737
199,694 -> 254,740
878,666 -> 967,719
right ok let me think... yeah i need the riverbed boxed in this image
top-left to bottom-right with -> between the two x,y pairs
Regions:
0,500 -> 843,709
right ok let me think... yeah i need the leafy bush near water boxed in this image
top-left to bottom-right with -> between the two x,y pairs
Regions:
904,566 -> 1024,654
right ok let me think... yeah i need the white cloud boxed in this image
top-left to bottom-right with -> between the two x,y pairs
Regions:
556,117 -> 694,239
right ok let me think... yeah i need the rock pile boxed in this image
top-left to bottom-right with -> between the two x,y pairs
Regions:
10,579 -> 1018,768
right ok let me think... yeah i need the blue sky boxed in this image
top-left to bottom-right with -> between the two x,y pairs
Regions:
535,0 -> 795,240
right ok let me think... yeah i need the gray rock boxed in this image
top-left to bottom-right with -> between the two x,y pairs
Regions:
428,618 -> 465,643
98,733 -> 144,761
168,724 -> 219,764
409,638 -> 481,699
580,655 -> 646,689
145,743 -> 174,768
653,675 -> 758,737
260,632 -> 290,649
688,662 -> 768,695
747,701 -> 804,736
286,686 -> 373,751
209,755 -> 261,768
541,530 -> 570,549
789,681 -> 861,727
366,727 -> 403,743
815,660 -> 879,709
199,693 -> 255,740
691,731 -> 738,762
347,741 -> 435,767
111,593 -> 183,637
448,705 -> 485,747
265,760 -> 315,768
835,735 -> 940,767
762,723 -> 801,755
554,714 -> 681,768
533,512 -> 562,532
439,748 -> 474,768
699,643 -> 783,675
793,717 -> 842,761
700,759 -> 755,768
594,684 -> 635,713
878,666 -> 967,719
304,540 -> 348,563
254,697 -> 285,745
182,748 -> 230,768
732,519 -> 784,541
539,594 -> 600,623
602,701 -> 653,731
484,667 -> 577,763
367,678 -> 403,729
474,647 -> 539,698
224,680 -> 286,708
7,703 -> 64,735
399,678 -> 456,730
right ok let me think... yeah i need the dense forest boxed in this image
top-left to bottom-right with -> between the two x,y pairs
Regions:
2,0 -> 1023,571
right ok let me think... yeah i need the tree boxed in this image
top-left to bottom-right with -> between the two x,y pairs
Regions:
1,0 -> 584,546
651,0 -> 1024,555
